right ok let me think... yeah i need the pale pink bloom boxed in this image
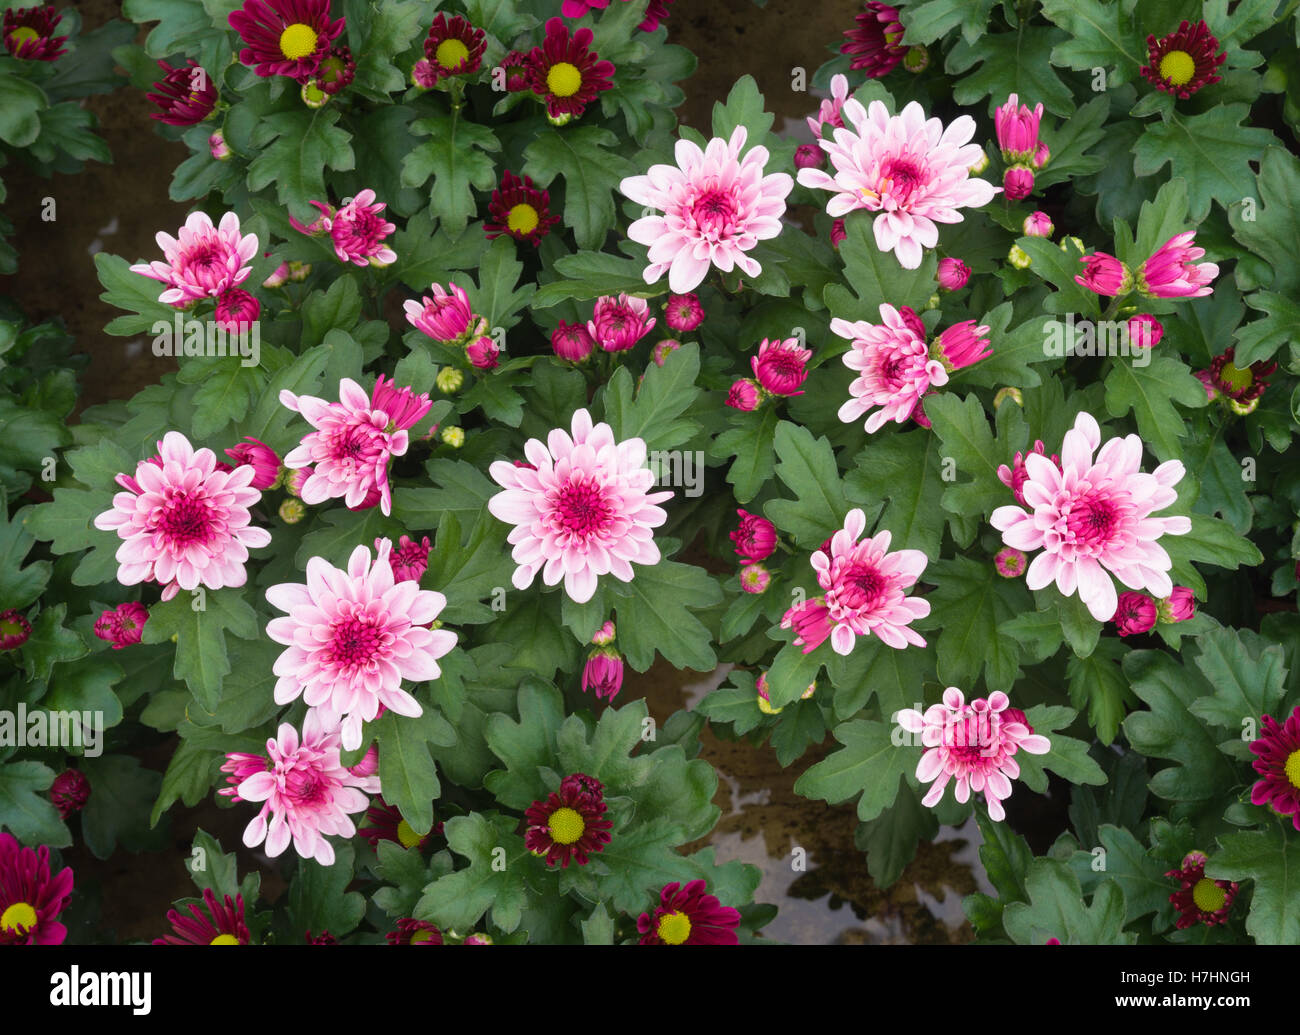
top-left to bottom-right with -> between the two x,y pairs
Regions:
1075,252 -> 1132,296
486,408 -> 673,604
225,436 -> 280,490
263,262 -> 291,288
806,73 -> 851,136
265,539 -> 458,752
1112,591 -> 1156,637
936,257 -> 969,290
93,431 -> 271,602
751,337 -> 811,396
620,125 -> 793,293
897,688 -> 1050,822
218,751 -> 268,802
833,304 -> 948,433
588,293 -> 655,352
404,282 -> 475,343
1137,231 -> 1218,299
990,411 -> 1192,621
1023,211 -> 1053,238
130,211 -> 258,306
994,547 -> 1026,578
994,93 -> 1043,163
328,189 -> 397,267
779,507 -> 929,655
997,440 -> 1059,506
280,376 -> 432,517
797,100 -> 998,269
236,709 -> 381,865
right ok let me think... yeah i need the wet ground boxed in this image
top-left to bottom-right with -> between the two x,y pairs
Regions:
16,0 -> 1005,944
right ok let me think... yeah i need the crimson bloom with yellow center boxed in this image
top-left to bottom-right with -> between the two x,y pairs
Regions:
358,796 -> 442,850
1204,347 -> 1277,416
228,0 -> 344,82
387,918 -> 442,945
3,5 -> 67,61
153,888 -> 249,945
1165,851 -> 1237,930
637,879 -> 741,945
485,169 -> 561,247
523,17 -> 614,120
1249,705 -> 1300,830
523,773 -> 613,868
1140,20 -> 1225,99
422,13 -> 485,84
0,832 -> 74,945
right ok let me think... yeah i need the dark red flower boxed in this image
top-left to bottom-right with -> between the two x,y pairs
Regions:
1166,852 -> 1237,930
0,833 -> 74,944
485,170 -> 561,247
1140,20 -> 1225,99
50,770 -> 90,820
154,888 -> 249,945
147,60 -> 219,126
423,13 -> 485,83
523,18 -> 614,120
637,879 -> 741,945
523,774 -> 613,867
228,0 -> 344,82
387,918 -> 442,945
3,5 -> 66,61
1249,706 -> 1300,830
840,2 -> 905,78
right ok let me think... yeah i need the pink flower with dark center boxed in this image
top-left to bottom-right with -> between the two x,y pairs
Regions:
1112,591 -> 1157,637
154,888 -> 248,945
322,189 -> 396,267
1075,252 -> 1133,296
994,94 -> 1043,164
840,2 -> 905,78
1002,166 -> 1034,201
1249,706 -> 1300,830
1023,211 -> 1053,238
92,601 -> 150,650
552,320 -> 596,362
731,508 -> 777,563
93,432 -> 271,602
0,832 -> 74,945
991,411 -> 1192,621
807,74 -> 851,137
225,437 -> 280,490
1158,585 -> 1194,623
739,563 -> 770,593
214,288 -> 260,333
798,100 -> 998,269
588,294 -> 656,353
466,335 -> 500,370
897,688 -> 1051,822
1127,314 -> 1163,349
49,770 -> 90,820
833,304 -> 947,433
620,125 -> 792,293
582,647 -> 623,702
751,337 -> 811,397
147,60 -> 218,126
936,257 -> 969,291
997,440 -> 1060,506
235,709 -> 380,865
130,211 -> 259,307
383,534 -> 431,583
404,282 -> 476,344
933,319 -> 991,372
994,547 -> 1026,578
726,378 -> 763,411
1137,231 -> 1218,299
664,293 -> 704,332
280,376 -> 431,516
228,0 -> 344,82
637,879 -> 741,945
487,408 -> 673,604
266,539 -> 457,751
795,145 -> 824,170
780,507 -> 930,654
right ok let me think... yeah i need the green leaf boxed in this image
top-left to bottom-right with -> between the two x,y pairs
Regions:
953,308 -> 1059,390
920,556 -> 1027,693
1187,627 -> 1288,730
0,762 -> 70,847
188,828 -> 259,904
523,127 -> 636,251
856,780 -> 939,889
1015,238 -> 1102,316
763,640 -> 824,709
140,590 -> 260,712
44,657 -> 125,732
1229,147 -> 1300,296
79,755 -> 164,860
373,707 -> 454,836
347,0 -> 423,97
236,344 -> 330,454
581,901 -> 615,945
765,421 -> 849,549
1182,432 -> 1253,534
602,342 -> 700,450
1102,355 -> 1206,462
1041,0 -> 1144,83
246,109 -> 356,222
1072,824 -> 1179,928
28,103 -> 110,165
414,812 -> 528,933
0,70 -> 46,147
710,74 -> 775,144
825,214 -> 938,319
926,392 -> 1009,520
964,807 -> 1032,932
826,634 -> 928,722
18,604 -> 87,683
794,719 -> 910,822
95,252 -> 177,337
1232,290 -> 1300,367
403,115 -> 500,233
531,251 -> 650,307
611,559 -> 722,672
1206,826 -> 1300,945
1016,705 -> 1107,790
0,507 -> 51,611
770,699 -> 828,766
1003,858 -> 1135,944
483,679 -> 568,810
844,428 -> 944,556
1163,513 -> 1264,597
1066,639 -> 1131,745
712,408 -> 779,504
300,276 -> 362,345
947,27 -> 1076,116
464,236 -> 536,332
287,843 -> 365,938
899,0 -> 994,45
151,739 -> 218,826
422,510 -> 512,625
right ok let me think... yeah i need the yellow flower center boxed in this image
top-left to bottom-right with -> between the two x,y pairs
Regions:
1285,749 -> 1300,790
1,901 -> 37,934
507,203 -> 539,234
656,910 -> 692,945
546,61 -> 583,98
1158,50 -> 1196,87
397,819 -> 423,849
434,38 -> 470,69
9,26 -> 40,45
279,23 -> 319,60
547,806 -> 586,845
1218,361 -> 1253,393
209,933 -> 240,945
1191,877 -> 1226,914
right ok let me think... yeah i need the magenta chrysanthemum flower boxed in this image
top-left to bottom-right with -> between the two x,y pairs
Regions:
1003,166 -> 1034,201
235,710 -> 380,865
1249,707 -> 1300,830
484,170 -> 560,248
321,189 -> 396,267
752,337 -> 811,397
798,100 -> 998,269
1166,852 -> 1237,929
1023,211 -> 1053,238
280,376 -> 431,516
994,94 -> 1043,165
1074,251 -> 1133,296
93,432 -> 271,602
92,601 -> 150,650
933,319 -> 991,372
523,18 -> 614,119
794,144 -> 824,171
994,547 -> 1026,578
210,131 -> 232,160
664,293 -> 704,332
840,2 -> 905,78
404,281 -> 477,345
807,73 -> 851,137
833,304 -> 947,433
731,508 -> 777,563
588,294 -> 656,353
3,5 -> 66,60
466,335 -> 499,370
154,888 -> 248,945
1205,347 -> 1276,415
1140,20 -> 1225,99
49,770 -> 90,820
387,919 -> 442,945
1158,585 -> 1194,623
0,833 -> 74,945
780,507 -> 930,655
991,411 -> 1192,621
147,60 -> 218,126
897,688 -> 1050,822
130,211 -> 258,307
1137,231 -> 1218,299
739,563 -> 770,593
218,751 -> 269,802
214,288 -> 260,332
265,539 -> 458,752
726,379 -> 763,411
552,320 -> 596,362
228,0 -> 344,82
936,257 -> 970,291
620,125 -> 792,293
311,45 -> 354,95
830,219 -> 847,249
524,773 -> 613,867
423,13 -> 485,83
383,534 -> 431,583
637,879 -> 741,945
487,409 -> 672,603
1128,314 -> 1163,349
997,440 -> 1059,506
582,647 -> 623,702
225,437 -> 280,490
359,796 -> 441,850
1112,591 -> 1157,637
652,339 -> 682,366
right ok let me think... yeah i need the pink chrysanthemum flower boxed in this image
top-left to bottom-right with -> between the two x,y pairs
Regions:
739,563 -> 770,593
1075,251 -> 1133,296
830,219 -> 848,249
3,5 -> 66,61
779,507 -> 930,654
1158,585 -> 1194,623
582,647 -> 623,702
552,320 -> 596,362
807,73 -> 852,136
994,547 -> 1026,578
93,432 -> 271,602
840,2 -> 905,78
235,710 -> 380,865
997,440 -> 1060,506
228,0 -> 344,82
280,376 -> 432,516
652,339 -> 682,366
798,100 -> 998,269
990,411 -> 1191,622
637,879 -> 741,945
0,609 -> 30,651
1023,211 -> 1053,238
936,257 -> 970,290
731,508 -> 777,563
934,319 -> 991,372
588,294 -> 656,353
752,337 -> 811,397
49,770 -> 90,820
404,282 -> 476,345
92,601 -> 150,650
1003,166 -> 1034,201
726,378 -> 763,411
1112,591 -> 1157,637
147,60 -> 218,126
153,888 -> 248,945
210,131 -> 232,160
487,408 -> 673,604
218,750 -> 270,802
225,437 -> 280,490
130,211 -> 259,307
0,832 -> 74,944
833,304 -> 948,433
1127,314 -> 1163,348
265,539 -> 458,752
214,288 -> 260,332
794,145 -> 824,171
384,534 -> 431,583
994,94 -> 1043,164
325,190 -> 396,267
897,688 -> 1050,821
1166,852 -> 1237,929
1249,706 -> 1300,830
620,126 -> 793,293
466,335 -> 499,370
664,293 -> 704,332
1137,231 -> 1218,299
